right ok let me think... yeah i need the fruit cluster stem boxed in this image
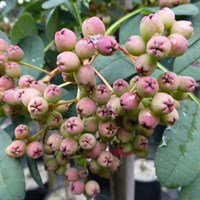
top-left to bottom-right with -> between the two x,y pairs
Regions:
19,61 -> 51,75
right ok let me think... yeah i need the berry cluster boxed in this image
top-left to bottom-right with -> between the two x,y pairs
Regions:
2,6 -> 197,198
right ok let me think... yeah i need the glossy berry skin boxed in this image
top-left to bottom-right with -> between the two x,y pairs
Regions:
65,167 -> 79,182
21,88 -> 42,107
6,45 -> 24,61
160,108 -> 179,125
120,92 -> 141,110
85,180 -> 100,197
178,76 -> 196,92
75,37 -> 96,59
146,35 -> 171,59
168,33 -> 188,57
136,76 -> 159,98
76,97 -> 96,117
156,7 -> 175,29
0,38 -> 9,52
113,79 -> 129,97
0,75 -> 15,90
65,116 -> 84,135
18,75 -> 35,88
5,61 -> 21,78
44,84 -> 62,103
95,36 -> 118,56
92,84 -> 111,105
135,54 -> 157,76
71,180 -> 85,195
97,151 -> 114,167
46,132 -> 62,151
82,16 -> 105,37
14,124 -> 30,140
125,35 -> 146,56
151,92 -> 175,114
79,133 -> 96,150
158,72 -> 180,93
138,108 -> 159,130
98,120 -> 118,139
60,137 -> 78,155
5,140 -> 26,158
140,13 -> 164,41
74,65 -> 95,86
170,20 -> 193,39
55,28 -> 77,51
27,141 -> 43,159
56,51 -> 81,73
28,97 -> 49,116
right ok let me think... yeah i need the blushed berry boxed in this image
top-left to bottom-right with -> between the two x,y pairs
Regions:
55,28 -> 77,51
27,141 -> 43,159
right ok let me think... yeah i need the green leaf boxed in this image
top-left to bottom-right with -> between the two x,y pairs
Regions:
0,130 -> 25,200
179,172 -> 200,200
188,2 -> 200,45
155,101 -> 200,188
46,8 -> 58,41
42,0 -> 65,9
19,35 -> 45,78
10,13 -> 38,44
93,51 -> 135,84
172,4 -> 199,16
0,30 -> 11,44
178,65 -> 200,81
119,13 -> 143,44
173,39 -> 200,74
26,156 -> 43,187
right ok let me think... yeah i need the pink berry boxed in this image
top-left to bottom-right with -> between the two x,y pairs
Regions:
44,84 -> 62,103
55,28 -> 77,51
0,38 -> 9,52
96,36 -> 118,56
5,140 -> 26,157
168,33 -> 188,57
27,141 -> 43,159
65,167 -> 79,182
60,137 -> 78,155
135,54 -> 157,76
97,151 -> 113,167
71,180 -> 85,195
0,75 -> 15,90
46,132 -> 62,151
79,133 -> 96,150
14,124 -> 30,140
75,37 -> 96,59
6,45 -> 24,61
56,51 -> 81,73
151,92 -> 175,114
136,76 -> 159,98
28,97 -> 49,116
85,180 -> 100,197
140,13 -> 164,41
18,75 -> 35,88
146,35 -> 171,59
125,35 -> 146,56
65,116 -> 84,135
113,79 -> 129,97
178,76 -> 196,92
120,92 -> 141,110
76,97 -> 96,117
138,108 -> 160,130
82,16 -> 105,37
5,61 -> 21,78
